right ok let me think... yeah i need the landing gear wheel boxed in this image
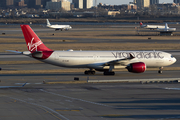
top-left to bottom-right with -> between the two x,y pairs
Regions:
91,71 -> 95,75
158,70 -> 162,74
158,67 -> 163,74
84,70 -> 95,75
103,71 -> 115,75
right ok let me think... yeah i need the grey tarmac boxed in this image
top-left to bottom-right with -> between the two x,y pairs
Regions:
0,24 -> 180,120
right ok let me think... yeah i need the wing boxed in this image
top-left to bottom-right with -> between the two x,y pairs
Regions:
104,53 -> 135,66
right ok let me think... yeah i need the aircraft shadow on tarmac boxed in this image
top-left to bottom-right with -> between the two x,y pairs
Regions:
100,98 -> 180,104
99,98 -> 180,119
105,34 -> 136,36
99,98 -> 180,110
101,114 -> 180,119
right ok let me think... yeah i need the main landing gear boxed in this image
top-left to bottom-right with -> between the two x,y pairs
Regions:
158,67 -> 163,74
103,71 -> 115,75
103,64 -> 115,75
84,70 -> 95,75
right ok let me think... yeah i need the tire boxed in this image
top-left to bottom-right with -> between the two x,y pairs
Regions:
158,70 -> 162,74
84,71 -> 95,75
91,71 -> 95,75
103,71 -> 115,75
84,71 -> 88,75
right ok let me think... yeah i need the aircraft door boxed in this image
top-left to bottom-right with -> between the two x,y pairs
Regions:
54,53 -> 59,61
93,54 -> 97,61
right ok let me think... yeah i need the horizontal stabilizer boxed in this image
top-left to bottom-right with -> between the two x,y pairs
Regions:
6,50 -> 22,54
7,50 -> 32,56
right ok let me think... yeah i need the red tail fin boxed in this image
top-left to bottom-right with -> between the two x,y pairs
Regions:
20,25 -> 52,53
139,22 -> 143,26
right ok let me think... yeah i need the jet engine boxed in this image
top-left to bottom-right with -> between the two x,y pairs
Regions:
65,28 -> 69,31
126,62 -> 146,73
55,29 -> 60,31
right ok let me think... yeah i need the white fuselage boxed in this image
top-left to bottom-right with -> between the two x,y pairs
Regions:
141,23 -> 176,31
141,25 -> 165,29
36,50 -> 176,70
47,25 -> 72,30
157,27 -> 176,31
157,23 -> 176,31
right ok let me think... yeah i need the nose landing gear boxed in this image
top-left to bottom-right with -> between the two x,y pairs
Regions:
158,67 -> 163,74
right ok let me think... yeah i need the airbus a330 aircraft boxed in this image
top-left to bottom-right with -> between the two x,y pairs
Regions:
140,22 -> 165,30
9,25 -> 176,75
46,19 -> 72,31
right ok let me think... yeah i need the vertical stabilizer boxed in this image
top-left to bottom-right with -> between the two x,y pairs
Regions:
47,19 -> 51,26
165,23 -> 168,31
20,25 -> 52,52
139,22 -> 143,26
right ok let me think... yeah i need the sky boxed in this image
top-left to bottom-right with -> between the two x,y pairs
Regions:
69,0 -> 173,5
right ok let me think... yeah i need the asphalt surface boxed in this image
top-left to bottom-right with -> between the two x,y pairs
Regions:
1,24 -> 180,44
0,24 -> 180,120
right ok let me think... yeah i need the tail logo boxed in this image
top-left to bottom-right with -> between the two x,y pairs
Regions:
27,37 -> 43,51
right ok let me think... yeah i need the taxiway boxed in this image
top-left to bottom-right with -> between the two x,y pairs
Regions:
0,24 -> 180,120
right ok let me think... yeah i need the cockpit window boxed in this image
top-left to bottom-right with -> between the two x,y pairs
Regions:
171,55 -> 174,58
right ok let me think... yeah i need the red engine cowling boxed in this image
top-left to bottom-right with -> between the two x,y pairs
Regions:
126,62 -> 146,73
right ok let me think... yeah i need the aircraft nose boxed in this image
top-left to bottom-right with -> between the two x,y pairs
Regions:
171,57 -> 177,64
173,57 -> 177,63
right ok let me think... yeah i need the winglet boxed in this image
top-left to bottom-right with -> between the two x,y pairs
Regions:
129,53 -> 135,59
22,82 -> 27,87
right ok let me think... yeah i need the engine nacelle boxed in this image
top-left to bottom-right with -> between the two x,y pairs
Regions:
55,29 -> 60,31
126,62 -> 146,73
65,28 -> 69,31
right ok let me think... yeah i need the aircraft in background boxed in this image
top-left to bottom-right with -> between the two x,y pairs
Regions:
157,23 -> 176,31
140,22 -> 165,30
138,23 -> 177,36
8,25 -> 176,75
46,19 -> 72,31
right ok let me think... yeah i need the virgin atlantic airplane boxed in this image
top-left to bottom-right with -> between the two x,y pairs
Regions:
9,25 -> 176,75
